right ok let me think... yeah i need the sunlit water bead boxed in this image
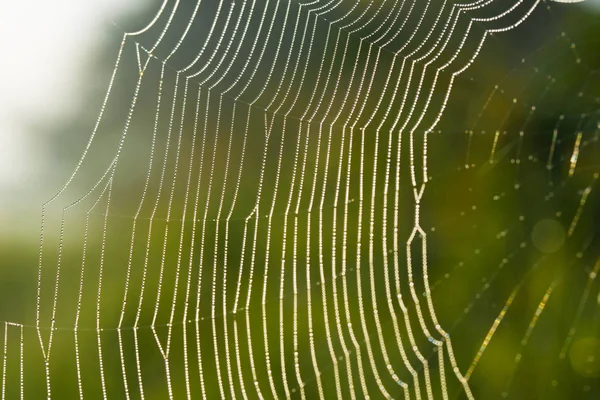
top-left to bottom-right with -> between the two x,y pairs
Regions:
530,219 -> 566,254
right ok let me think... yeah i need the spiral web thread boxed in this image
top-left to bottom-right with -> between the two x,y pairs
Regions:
1,0 -> 599,398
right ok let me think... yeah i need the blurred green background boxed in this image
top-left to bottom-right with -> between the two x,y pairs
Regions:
1,0 -> 599,399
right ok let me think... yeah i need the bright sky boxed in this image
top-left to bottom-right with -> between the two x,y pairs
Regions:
0,0 -> 145,189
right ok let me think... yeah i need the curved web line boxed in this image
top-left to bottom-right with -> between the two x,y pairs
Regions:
3,0 -> 597,399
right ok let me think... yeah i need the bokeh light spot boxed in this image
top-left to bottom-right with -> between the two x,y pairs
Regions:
531,219 -> 566,253
570,338 -> 600,378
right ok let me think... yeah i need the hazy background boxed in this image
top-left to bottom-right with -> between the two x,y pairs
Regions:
1,0 -> 600,399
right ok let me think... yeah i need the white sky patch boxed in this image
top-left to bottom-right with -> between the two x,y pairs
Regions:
0,0 -> 145,189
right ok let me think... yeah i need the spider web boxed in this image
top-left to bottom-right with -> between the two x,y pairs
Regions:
1,0 -> 599,399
